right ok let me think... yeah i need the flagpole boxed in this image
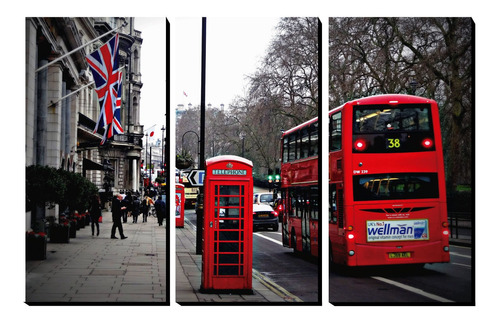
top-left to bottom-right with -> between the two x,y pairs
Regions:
35,21 -> 128,73
48,66 -> 126,108
48,81 -> 93,107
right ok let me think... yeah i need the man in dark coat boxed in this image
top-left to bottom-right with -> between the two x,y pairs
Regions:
111,194 -> 128,239
154,197 -> 166,226
122,191 -> 133,223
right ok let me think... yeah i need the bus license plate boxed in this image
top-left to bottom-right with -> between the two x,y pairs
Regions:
389,252 -> 411,259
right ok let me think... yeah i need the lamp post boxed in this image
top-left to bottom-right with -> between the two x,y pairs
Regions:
161,125 -> 165,170
240,132 -> 246,158
145,133 -> 148,189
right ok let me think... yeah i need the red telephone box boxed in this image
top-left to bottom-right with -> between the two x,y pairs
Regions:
201,155 -> 253,293
175,183 -> 185,228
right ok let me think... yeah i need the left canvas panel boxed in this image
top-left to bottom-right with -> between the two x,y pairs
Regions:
25,17 -> 168,305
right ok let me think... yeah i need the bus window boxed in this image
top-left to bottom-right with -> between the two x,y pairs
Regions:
352,105 -> 434,153
309,186 -> 319,220
283,136 -> 289,163
310,122 -> 319,156
337,188 -> 344,228
329,185 -> 337,224
354,106 -> 431,133
330,112 -> 341,151
300,127 -> 309,158
353,173 -> 439,201
289,133 -> 296,161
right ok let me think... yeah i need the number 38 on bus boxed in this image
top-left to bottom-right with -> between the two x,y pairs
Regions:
329,94 -> 450,267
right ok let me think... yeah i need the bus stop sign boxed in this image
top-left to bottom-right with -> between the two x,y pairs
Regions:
188,169 -> 205,186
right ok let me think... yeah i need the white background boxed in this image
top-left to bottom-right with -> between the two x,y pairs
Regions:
4,0 -> 491,319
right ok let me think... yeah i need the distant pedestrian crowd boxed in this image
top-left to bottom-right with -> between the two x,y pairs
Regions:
88,189 -> 166,240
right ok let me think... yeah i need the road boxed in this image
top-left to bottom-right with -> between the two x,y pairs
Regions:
182,183 -> 470,304
183,207 -> 320,303
329,244 -> 473,304
253,227 -> 319,303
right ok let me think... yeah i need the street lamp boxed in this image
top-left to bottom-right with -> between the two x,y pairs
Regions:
410,80 -> 418,95
181,130 -> 200,168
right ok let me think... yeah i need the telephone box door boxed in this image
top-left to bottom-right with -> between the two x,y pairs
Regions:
201,156 -> 253,293
175,183 -> 185,227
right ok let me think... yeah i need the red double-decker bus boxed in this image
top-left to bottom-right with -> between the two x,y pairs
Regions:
329,94 -> 450,267
280,117 -> 319,257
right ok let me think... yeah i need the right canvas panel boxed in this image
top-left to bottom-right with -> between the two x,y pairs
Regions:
328,17 -> 474,305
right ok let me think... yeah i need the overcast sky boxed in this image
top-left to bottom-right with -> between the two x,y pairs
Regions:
173,17 -> 281,110
135,17 -> 279,140
135,17 -> 167,139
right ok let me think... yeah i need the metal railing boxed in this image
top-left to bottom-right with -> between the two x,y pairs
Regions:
448,211 -> 472,243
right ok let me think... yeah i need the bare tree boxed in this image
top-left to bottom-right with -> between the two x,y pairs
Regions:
329,17 -> 472,190
175,18 -> 320,179
240,17 -> 319,176
249,17 -> 319,126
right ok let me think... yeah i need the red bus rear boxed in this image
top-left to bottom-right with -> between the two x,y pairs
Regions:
329,94 -> 450,266
280,118 -> 319,257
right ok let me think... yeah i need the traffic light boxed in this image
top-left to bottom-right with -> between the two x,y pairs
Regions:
268,174 -> 273,183
274,174 -> 280,183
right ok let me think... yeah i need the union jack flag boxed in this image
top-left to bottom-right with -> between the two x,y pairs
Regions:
86,33 -> 124,145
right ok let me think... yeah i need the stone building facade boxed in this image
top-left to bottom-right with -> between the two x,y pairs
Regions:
26,17 -> 144,223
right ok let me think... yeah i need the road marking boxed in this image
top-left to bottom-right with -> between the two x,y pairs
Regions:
371,276 -> 455,303
254,232 -> 282,246
451,262 -> 471,268
252,269 -> 303,302
450,252 -> 471,259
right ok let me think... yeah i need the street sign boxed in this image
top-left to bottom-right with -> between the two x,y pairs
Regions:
188,169 -> 205,186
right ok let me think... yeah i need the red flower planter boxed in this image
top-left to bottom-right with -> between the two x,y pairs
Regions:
26,232 -> 47,260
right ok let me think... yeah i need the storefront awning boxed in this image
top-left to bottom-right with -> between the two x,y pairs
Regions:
83,158 -> 105,171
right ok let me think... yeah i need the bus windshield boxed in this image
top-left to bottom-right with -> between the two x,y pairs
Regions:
353,173 -> 439,201
354,105 -> 431,133
352,104 -> 435,153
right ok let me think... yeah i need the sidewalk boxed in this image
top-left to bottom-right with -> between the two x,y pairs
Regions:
25,210 -> 167,303
175,220 -> 298,304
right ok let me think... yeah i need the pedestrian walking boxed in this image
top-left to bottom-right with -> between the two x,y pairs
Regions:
141,194 -> 150,222
111,194 -> 128,239
122,191 -> 132,223
154,197 -> 166,226
89,194 -> 102,236
132,195 -> 140,223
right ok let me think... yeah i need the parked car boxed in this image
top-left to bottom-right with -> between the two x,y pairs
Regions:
253,204 -> 279,231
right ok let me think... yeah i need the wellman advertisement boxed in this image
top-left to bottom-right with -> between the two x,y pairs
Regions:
366,219 -> 429,242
